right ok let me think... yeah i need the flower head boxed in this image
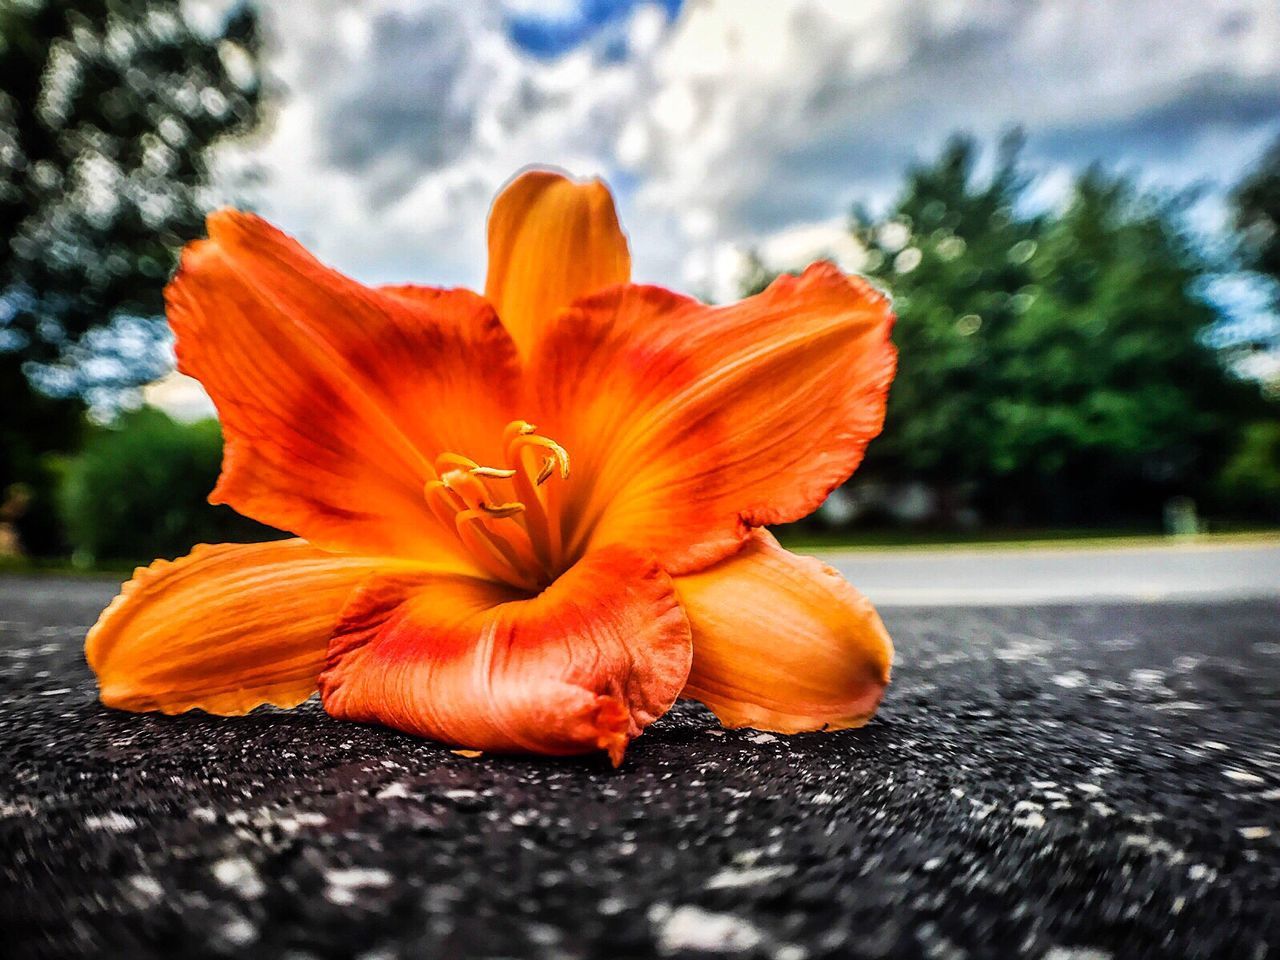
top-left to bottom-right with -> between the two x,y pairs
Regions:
86,169 -> 897,764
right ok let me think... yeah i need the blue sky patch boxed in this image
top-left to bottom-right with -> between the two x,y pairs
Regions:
505,0 -> 682,59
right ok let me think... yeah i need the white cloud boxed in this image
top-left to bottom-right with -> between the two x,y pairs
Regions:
204,0 -> 1280,302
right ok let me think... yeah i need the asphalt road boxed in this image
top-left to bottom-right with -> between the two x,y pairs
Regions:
822,539 -> 1280,606
1,569 -> 1278,960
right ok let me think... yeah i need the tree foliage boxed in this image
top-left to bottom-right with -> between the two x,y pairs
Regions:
0,0 -> 263,552
1232,135 -> 1280,286
58,407 -> 277,564
1215,420 -> 1280,520
0,0 -> 263,391
1226,134 -> 1280,395
850,134 -> 1039,491
837,134 -> 1274,524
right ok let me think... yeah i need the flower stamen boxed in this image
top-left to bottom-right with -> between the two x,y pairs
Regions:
426,420 -> 573,589
508,435 -> 570,484
454,509 -> 537,589
504,425 -> 571,573
476,500 -> 526,518
435,452 -> 479,473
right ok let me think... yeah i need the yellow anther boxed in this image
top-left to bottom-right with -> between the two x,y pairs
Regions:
439,470 -> 526,519
548,446 -> 570,481
435,452 -> 479,473
503,420 -> 538,446
471,466 -> 517,479
535,457 -> 557,486
477,500 -> 525,518
512,435 -> 570,483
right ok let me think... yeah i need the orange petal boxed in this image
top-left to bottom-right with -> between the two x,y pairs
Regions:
674,529 -> 892,732
526,263 -> 895,574
319,546 -> 691,764
86,539 -> 387,715
167,211 -> 520,565
485,169 -> 631,358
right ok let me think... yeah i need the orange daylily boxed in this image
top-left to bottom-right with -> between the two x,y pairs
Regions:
86,169 -> 897,764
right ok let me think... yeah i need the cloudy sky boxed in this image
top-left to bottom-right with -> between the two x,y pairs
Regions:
206,0 -> 1280,303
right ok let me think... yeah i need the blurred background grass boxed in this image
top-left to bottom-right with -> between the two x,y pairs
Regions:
1,0 -> 1278,569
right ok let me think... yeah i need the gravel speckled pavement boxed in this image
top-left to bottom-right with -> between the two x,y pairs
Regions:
2,574 -> 1278,960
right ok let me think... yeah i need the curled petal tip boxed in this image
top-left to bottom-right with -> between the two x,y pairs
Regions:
593,696 -> 632,767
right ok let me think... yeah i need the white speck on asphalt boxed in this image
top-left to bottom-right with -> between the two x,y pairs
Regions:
0,799 -> 38,818
325,866 -> 393,905
220,917 -> 257,946
126,874 -> 164,906
84,812 -> 137,833
1121,834 -> 1186,863
651,904 -> 764,954
706,865 -> 794,889
1043,948 -> 1112,960
212,857 -> 265,898
1013,800 -> 1046,829
271,810 -> 327,834
1129,669 -> 1167,690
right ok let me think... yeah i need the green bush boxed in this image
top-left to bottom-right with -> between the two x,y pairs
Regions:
58,408 -> 280,565
1216,420 -> 1280,520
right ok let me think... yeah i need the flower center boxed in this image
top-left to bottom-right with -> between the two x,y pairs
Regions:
425,420 -> 571,591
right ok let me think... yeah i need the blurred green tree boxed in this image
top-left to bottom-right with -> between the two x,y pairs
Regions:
0,0 -> 264,553
1222,138 -> 1280,517
830,133 -> 1271,525
1215,420 -> 1280,520
1227,134 -> 1280,394
58,407 -> 277,565
1233,135 -> 1280,286
848,133 -> 1041,519
989,170 -> 1262,522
